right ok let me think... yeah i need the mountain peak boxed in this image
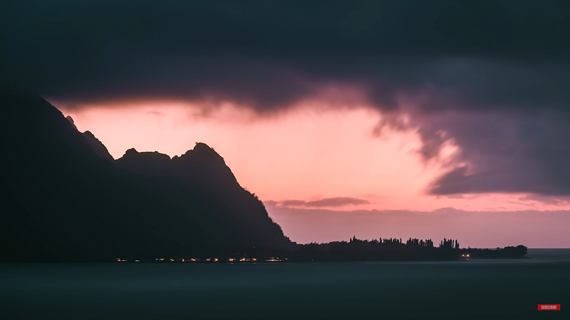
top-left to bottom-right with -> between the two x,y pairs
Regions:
65,116 -> 114,161
176,142 -> 225,164
82,130 -> 114,161
124,148 -> 139,156
117,148 -> 172,172
121,148 -> 171,160
66,116 -> 78,131
194,142 -> 213,151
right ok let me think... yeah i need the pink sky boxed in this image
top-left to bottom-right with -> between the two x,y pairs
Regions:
58,101 -> 570,248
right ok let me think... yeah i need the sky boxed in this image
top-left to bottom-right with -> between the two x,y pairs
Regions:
2,0 -> 570,247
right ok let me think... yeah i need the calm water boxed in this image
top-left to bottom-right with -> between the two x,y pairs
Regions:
1,249 -> 568,320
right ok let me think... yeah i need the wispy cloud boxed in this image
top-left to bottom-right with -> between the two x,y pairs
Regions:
146,110 -> 165,117
272,197 -> 371,208
518,194 -> 570,206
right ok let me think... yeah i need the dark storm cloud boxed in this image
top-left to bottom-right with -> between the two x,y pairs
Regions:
2,0 -> 570,195
2,0 -> 569,110
417,110 -> 570,196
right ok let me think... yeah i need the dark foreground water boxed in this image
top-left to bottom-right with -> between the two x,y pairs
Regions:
1,249 -> 568,320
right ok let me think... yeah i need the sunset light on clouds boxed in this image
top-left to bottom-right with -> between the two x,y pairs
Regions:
3,2 -> 570,318
61,101 -> 439,209
60,100 -> 570,248
5,0 -> 570,248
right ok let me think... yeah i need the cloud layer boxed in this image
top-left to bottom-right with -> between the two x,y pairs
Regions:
3,1 -> 570,195
271,197 -> 371,208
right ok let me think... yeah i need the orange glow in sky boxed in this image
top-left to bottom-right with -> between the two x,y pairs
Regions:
59,100 -> 570,212
58,100 -> 570,247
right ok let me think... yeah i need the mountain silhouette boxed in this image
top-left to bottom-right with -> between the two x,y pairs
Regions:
0,89 -> 292,262
66,116 -> 114,161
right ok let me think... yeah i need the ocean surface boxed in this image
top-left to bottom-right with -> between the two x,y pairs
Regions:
1,249 -> 568,320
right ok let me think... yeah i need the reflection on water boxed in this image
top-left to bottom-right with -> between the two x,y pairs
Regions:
1,249 -> 568,320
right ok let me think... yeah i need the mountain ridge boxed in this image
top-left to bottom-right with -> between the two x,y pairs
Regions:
1,90 -> 292,262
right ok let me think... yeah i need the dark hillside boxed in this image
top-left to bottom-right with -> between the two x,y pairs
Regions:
0,89 -> 291,262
